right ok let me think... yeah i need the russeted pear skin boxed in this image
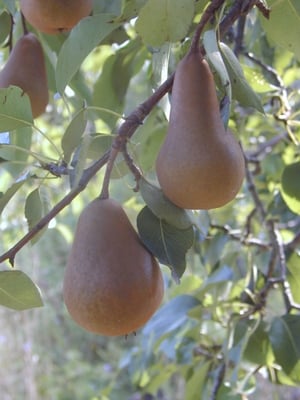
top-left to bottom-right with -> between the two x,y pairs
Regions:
20,0 -> 93,34
0,33 -> 48,118
63,198 -> 164,336
156,51 -> 245,210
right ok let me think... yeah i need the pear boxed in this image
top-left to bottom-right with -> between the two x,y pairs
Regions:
20,0 -> 93,34
0,33 -> 48,118
63,198 -> 164,336
156,51 -> 245,210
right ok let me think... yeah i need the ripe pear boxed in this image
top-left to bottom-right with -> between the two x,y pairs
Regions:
0,33 -> 48,118
156,51 -> 245,210
20,0 -> 93,34
63,198 -> 164,336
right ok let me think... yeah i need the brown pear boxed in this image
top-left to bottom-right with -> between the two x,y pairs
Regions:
0,33 -> 48,118
20,0 -> 93,34
156,51 -> 245,210
63,198 -> 164,336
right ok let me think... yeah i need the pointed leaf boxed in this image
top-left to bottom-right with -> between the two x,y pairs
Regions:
137,206 -> 194,281
136,0 -> 194,46
56,14 -> 120,93
24,188 -> 48,244
260,0 -> 300,61
281,161 -> 300,214
0,10 -> 11,44
0,126 -> 32,177
219,42 -> 264,113
0,270 -> 43,310
203,30 -> 231,101
139,177 -> 192,229
0,87 -> 33,132
269,315 -> 300,382
143,294 -> 200,339
0,176 -> 28,215
61,108 -> 88,163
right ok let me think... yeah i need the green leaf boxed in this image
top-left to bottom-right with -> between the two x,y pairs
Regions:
139,177 -> 192,229
203,30 -> 232,105
0,10 -> 11,44
92,40 -> 143,126
185,362 -> 211,400
142,294 -> 200,340
137,206 -> 194,281
0,176 -> 28,215
115,0 -> 148,22
56,14 -> 120,93
0,87 -> 33,132
61,108 -> 88,164
260,0 -> 300,61
269,315 -> 300,382
69,133 -> 93,188
0,270 -> 43,310
202,265 -> 234,288
281,161 -> 300,214
243,320 -> 274,366
287,252 -> 300,303
24,188 -> 48,244
86,134 -> 113,160
136,0 -> 194,46
134,109 -> 167,171
219,42 -> 264,113
0,126 -> 32,177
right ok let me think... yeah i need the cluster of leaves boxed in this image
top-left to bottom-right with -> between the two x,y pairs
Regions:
0,0 -> 300,398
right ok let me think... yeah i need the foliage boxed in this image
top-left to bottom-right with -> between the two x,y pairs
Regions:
0,0 -> 300,399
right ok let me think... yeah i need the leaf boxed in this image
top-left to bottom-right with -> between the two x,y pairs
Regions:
92,40 -> 143,126
281,161 -> 300,214
0,87 -> 33,132
24,188 -> 48,244
137,206 -> 194,281
136,0 -> 194,47
61,108 -> 88,164
0,176 -> 28,215
260,0 -> 300,61
134,109 -> 167,171
185,362 -> 211,400
203,30 -> 232,103
142,294 -> 200,340
138,177 -> 192,229
0,10 -> 11,44
56,14 -> 120,93
69,133 -> 93,188
115,0 -> 148,22
0,126 -> 32,177
243,320 -> 274,366
202,265 -> 234,288
0,270 -> 43,310
219,42 -> 264,113
287,252 -> 300,303
269,315 -> 300,382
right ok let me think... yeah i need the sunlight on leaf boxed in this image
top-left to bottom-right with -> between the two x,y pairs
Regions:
0,270 -> 43,310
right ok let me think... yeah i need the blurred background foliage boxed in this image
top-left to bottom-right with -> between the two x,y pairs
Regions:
1,0 -> 300,399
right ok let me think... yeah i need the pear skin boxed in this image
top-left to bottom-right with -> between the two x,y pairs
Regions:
20,0 -> 93,34
156,51 -> 245,210
0,33 -> 48,118
63,198 -> 164,336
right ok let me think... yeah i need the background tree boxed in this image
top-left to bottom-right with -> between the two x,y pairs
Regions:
1,0 -> 300,399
